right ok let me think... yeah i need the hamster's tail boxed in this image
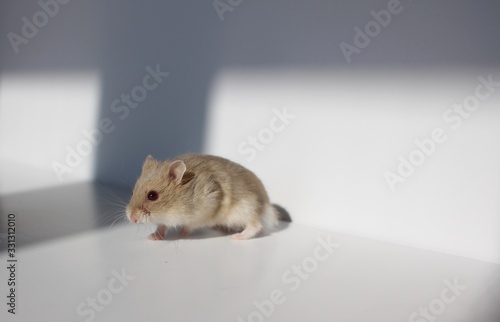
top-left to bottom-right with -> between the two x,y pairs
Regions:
272,204 -> 292,223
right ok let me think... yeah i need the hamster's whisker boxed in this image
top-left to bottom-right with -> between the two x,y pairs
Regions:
94,212 -> 119,226
109,215 -> 126,228
96,182 -> 130,207
95,210 -> 127,227
96,199 -> 125,209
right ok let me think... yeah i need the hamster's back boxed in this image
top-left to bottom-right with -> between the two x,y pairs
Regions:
177,153 -> 270,205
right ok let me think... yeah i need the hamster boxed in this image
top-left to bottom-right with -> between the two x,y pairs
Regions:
126,153 -> 290,240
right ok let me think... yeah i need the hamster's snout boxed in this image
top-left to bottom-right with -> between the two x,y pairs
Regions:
127,208 -> 150,224
129,212 -> 140,223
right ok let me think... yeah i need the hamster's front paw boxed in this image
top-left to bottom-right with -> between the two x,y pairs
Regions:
148,224 -> 167,241
148,232 -> 165,241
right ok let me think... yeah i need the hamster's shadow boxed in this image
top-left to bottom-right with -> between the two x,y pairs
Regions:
163,221 -> 291,241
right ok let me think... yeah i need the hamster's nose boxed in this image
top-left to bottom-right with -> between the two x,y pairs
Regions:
130,212 -> 139,223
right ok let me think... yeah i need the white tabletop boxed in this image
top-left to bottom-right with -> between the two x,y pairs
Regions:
1,218 -> 499,322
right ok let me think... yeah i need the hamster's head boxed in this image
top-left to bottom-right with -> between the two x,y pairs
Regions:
125,155 -> 194,226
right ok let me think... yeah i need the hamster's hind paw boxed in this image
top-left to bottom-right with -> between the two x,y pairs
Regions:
179,227 -> 191,238
230,223 -> 262,240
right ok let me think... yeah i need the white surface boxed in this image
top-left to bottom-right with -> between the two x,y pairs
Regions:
0,71 -> 101,194
1,223 -> 498,322
204,67 -> 500,264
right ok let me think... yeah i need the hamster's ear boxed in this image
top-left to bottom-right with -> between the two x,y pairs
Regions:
142,155 -> 156,172
167,160 -> 186,184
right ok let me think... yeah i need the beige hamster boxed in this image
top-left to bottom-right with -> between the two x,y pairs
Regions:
126,153 -> 290,240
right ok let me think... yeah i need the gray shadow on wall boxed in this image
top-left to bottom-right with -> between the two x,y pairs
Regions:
92,1 -> 219,186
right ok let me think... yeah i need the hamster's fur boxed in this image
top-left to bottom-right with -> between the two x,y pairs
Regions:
126,153 -> 289,240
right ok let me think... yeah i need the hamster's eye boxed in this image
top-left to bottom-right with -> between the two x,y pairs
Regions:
147,191 -> 158,201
